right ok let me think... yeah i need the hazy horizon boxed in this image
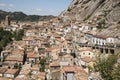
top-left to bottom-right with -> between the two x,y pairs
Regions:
0,0 -> 72,16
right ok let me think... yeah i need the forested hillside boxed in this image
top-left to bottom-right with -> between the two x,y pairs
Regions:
0,10 -> 56,21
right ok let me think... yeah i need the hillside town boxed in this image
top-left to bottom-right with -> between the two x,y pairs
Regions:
0,12 -> 120,80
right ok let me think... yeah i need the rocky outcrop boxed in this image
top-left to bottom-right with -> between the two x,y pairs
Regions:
59,0 -> 120,22
59,0 -> 120,37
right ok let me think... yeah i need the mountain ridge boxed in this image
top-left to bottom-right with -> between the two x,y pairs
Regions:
0,10 -> 56,22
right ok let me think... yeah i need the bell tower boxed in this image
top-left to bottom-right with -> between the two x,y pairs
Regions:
5,15 -> 11,27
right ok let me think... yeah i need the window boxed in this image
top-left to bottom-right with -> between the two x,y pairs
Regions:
63,49 -> 67,51
46,29 -> 48,31
89,53 -> 90,55
110,39 -> 113,43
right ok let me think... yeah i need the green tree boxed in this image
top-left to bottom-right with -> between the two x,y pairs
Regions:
19,63 -> 22,69
45,43 -> 51,47
14,63 -> 22,69
14,29 -> 24,41
39,57 -> 46,72
0,27 -> 13,52
14,63 -> 19,69
94,54 -> 120,80
97,19 -> 105,29
0,44 -> 2,52
112,64 -> 120,80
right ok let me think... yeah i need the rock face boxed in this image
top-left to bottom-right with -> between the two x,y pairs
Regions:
59,0 -> 120,37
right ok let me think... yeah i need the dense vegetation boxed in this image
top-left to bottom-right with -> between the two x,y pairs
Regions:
94,54 -> 120,80
0,10 -> 56,21
39,57 -> 47,72
0,27 -> 13,51
0,27 -> 24,52
14,63 -> 22,69
13,29 -> 24,41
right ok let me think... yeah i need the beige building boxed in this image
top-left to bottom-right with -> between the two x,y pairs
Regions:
61,66 -> 88,80
60,54 -> 74,66
27,51 -> 39,63
4,69 -> 19,79
45,46 -> 60,60
49,60 -> 61,80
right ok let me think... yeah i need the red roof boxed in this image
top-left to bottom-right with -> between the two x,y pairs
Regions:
81,57 -> 92,63
27,52 -> 38,58
5,69 -> 19,74
93,34 -> 109,39
6,56 -> 23,62
46,46 -> 59,52
62,66 -> 85,73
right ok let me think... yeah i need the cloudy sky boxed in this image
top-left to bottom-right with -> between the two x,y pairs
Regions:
0,0 -> 72,16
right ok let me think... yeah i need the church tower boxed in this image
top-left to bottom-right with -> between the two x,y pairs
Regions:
5,15 -> 11,27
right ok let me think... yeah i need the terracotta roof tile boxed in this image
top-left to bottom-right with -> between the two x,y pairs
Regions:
46,46 -> 60,52
0,67 -> 7,74
93,34 -> 109,39
5,69 -> 19,74
81,57 -> 92,63
62,66 -> 85,73
0,77 -> 9,80
27,52 -> 38,58
6,56 -> 23,62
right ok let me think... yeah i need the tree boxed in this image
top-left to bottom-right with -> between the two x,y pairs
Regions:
14,63 -> 19,69
94,54 -> 120,80
45,43 -> 51,47
97,19 -> 105,29
0,27 -> 13,52
18,63 -> 22,69
14,63 -> 22,69
0,44 -> 2,52
39,57 -> 46,72
14,29 -> 24,41
112,64 -> 120,80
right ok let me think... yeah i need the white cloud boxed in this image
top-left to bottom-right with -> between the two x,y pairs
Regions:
0,3 -> 14,7
36,8 -> 43,11
0,3 -> 6,7
9,4 -> 14,7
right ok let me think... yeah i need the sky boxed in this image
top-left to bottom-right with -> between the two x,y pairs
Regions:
0,0 -> 72,16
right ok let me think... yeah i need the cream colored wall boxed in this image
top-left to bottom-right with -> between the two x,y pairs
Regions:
79,51 -> 95,58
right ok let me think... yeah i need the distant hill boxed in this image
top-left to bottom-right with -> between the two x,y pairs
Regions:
0,10 -> 56,21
